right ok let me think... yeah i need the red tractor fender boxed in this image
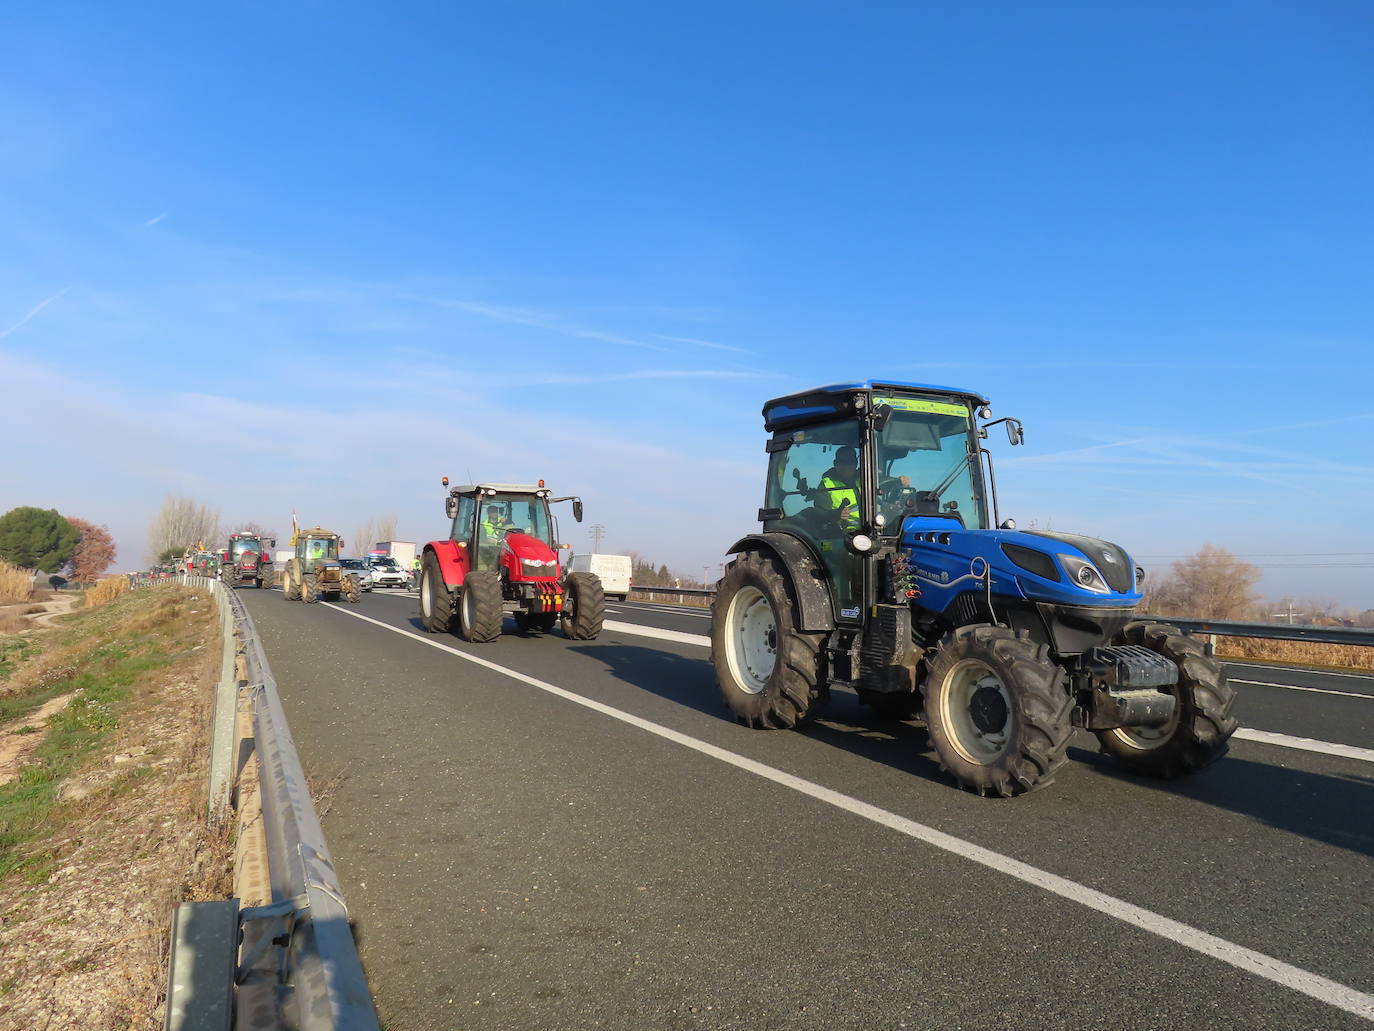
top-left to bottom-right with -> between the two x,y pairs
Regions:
425,540 -> 470,589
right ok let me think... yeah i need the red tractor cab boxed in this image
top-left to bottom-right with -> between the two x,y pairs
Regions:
419,480 -> 605,643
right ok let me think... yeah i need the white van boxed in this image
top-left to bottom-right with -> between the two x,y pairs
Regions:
569,553 -> 632,601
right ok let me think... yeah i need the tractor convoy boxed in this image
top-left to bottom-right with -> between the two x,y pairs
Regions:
710,380 -> 1237,797
209,376 -> 1236,798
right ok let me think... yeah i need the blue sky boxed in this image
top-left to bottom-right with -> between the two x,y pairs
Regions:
2,2 -> 1372,606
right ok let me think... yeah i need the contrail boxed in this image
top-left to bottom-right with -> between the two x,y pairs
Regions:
0,288 -> 69,340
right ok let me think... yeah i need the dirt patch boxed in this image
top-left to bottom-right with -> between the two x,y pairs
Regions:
0,587 -> 229,1031
0,692 -> 76,787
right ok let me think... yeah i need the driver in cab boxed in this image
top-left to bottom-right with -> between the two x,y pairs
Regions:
818,446 -> 863,533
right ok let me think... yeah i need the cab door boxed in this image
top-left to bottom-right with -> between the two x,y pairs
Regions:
760,419 -> 866,621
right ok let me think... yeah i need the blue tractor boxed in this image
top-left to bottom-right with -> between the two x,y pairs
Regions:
710,380 -> 1237,797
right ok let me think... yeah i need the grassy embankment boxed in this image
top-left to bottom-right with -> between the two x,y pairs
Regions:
0,576 -> 230,1030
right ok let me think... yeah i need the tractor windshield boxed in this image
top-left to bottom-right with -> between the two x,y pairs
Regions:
474,493 -> 554,572
874,395 -> 988,533
232,537 -> 262,556
301,537 -> 339,572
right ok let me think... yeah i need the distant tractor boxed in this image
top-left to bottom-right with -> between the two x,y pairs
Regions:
279,527 -> 362,605
419,480 -> 604,643
711,380 -> 1237,797
220,531 -> 275,589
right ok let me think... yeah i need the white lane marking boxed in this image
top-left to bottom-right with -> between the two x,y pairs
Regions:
1224,661 -> 1374,682
604,619 -> 711,648
1233,729 -> 1374,763
318,602 -> 1374,1023
1232,679 -> 1374,700
624,603 -> 713,619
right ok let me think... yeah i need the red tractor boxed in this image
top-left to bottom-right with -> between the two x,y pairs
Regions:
220,532 -> 275,589
419,480 -> 605,643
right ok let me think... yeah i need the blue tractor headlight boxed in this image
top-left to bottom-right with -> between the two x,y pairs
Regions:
1058,554 -> 1111,594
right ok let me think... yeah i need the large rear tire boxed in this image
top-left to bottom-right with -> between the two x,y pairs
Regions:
282,566 -> 300,601
457,570 -> 504,643
419,552 -> 456,634
560,572 -> 605,640
923,625 -> 1072,797
710,549 -> 828,729
303,574 -> 319,604
1095,621 -> 1237,778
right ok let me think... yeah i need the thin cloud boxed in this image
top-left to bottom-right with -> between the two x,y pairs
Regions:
405,294 -> 668,352
530,369 -> 769,385
654,334 -> 752,355
0,287 -> 69,340
144,212 -> 168,227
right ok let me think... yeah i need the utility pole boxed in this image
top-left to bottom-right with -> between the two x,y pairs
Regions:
1271,599 -> 1304,625
589,523 -> 606,553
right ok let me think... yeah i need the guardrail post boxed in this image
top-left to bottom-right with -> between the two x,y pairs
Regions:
165,900 -> 239,1031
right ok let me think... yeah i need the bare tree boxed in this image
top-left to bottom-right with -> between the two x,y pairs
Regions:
66,517 -> 118,584
353,519 -> 377,557
228,520 -> 270,537
375,513 -> 398,543
147,496 -> 220,563
1142,544 -> 1261,620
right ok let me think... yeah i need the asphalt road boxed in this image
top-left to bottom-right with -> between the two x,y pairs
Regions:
240,588 -> 1374,1030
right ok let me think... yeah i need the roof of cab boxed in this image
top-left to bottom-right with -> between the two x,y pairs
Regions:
449,483 -> 549,496
767,380 -> 989,408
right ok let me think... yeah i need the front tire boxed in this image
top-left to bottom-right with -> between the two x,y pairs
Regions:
457,570 -> 504,643
710,549 -> 828,729
419,553 -> 455,634
1095,622 -> 1237,778
923,625 -> 1072,797
560,572 -> 605,640
302,574 -> 319,604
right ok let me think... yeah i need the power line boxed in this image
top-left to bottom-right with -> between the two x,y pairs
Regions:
1136,552 -> 1374,558
588,523 -> 606,553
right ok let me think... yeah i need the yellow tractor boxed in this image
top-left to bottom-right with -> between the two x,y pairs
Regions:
279,527 -> 362,604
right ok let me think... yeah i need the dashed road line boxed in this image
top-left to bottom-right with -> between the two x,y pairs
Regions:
320,601 -> 1374,1024
1232,679 -> 1374,700
1232,729 -> 1374,763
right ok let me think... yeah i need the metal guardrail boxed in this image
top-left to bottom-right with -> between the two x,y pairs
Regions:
630,585 -> 1374,649
154,574 -> 379,1031
1157,617 -> 1374,649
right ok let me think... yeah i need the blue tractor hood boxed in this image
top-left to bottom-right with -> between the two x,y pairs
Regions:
898,516 -> 1141,611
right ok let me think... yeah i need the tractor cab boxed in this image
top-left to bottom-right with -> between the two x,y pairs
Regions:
297,531 -> 340,573
760,381 -> 999,620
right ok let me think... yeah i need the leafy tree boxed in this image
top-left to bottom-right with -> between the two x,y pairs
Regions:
0,507 -> 79,572
67,517 -> 118,584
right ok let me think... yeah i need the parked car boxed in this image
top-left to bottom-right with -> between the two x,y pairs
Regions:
366,555 -> 410,589
339,557 -> 374,592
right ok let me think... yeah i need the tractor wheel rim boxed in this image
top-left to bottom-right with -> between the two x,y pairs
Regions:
725,586 -> 776,695
941,659 -> 1014,764
420,569 -> 433,617
461,587 -> 475,632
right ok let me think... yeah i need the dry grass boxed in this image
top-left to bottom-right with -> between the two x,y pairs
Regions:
84,577 -> 129,608
0,610 -> 29,635
1217,635 -> 1374,673
0,560 -> 32,603
0,586 -> 225,1030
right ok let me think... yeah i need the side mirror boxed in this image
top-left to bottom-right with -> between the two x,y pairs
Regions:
872,405 -> 892,432
339,539 -> 346,549
445,496 -> 458,519
573,499 -> 584,522
1008,420 -> 1024,445
268,539 -> 276,549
